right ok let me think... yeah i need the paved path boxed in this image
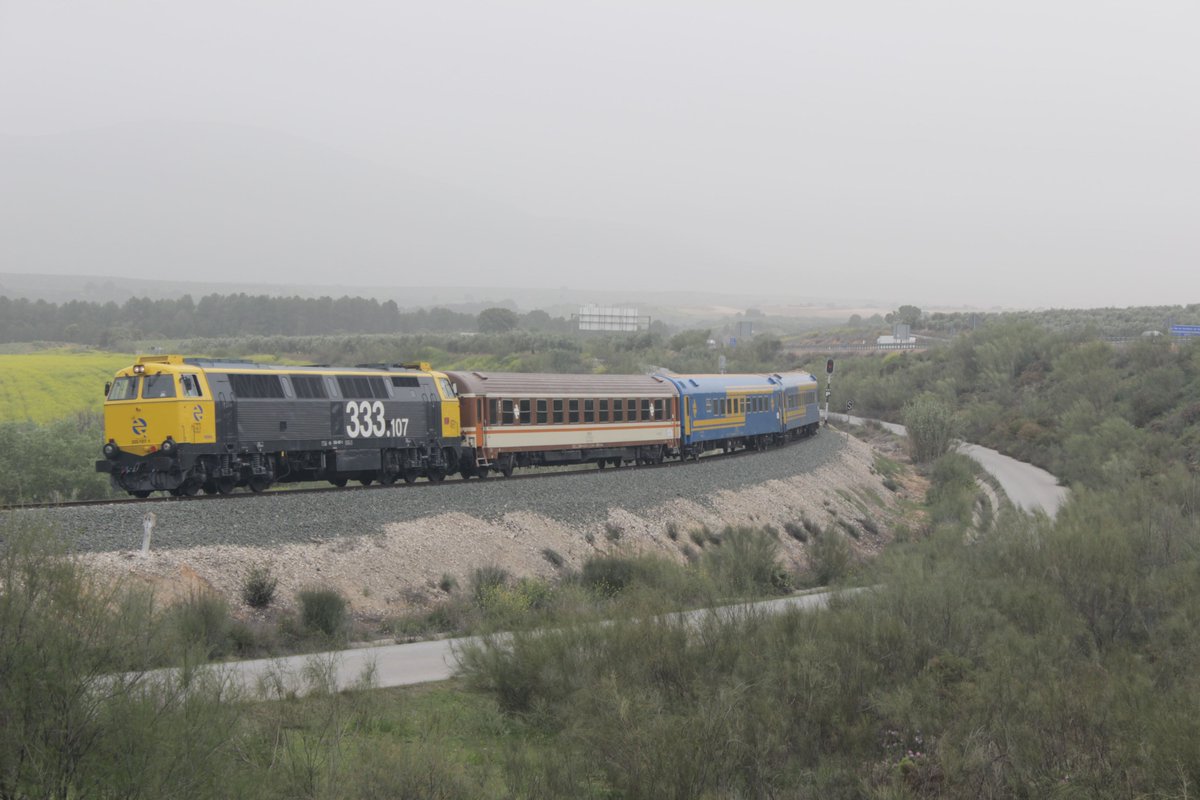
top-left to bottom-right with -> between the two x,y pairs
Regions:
191,590 -> 842,697
835,414 -> 1068,517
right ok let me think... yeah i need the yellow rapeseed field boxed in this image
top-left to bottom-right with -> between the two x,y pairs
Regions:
0,350 -> 135,423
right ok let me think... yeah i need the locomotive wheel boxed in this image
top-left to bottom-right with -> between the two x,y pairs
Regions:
427,467 -> 446,483
217,478 -> 236,495
202,481 -> 218,495
358,477 -> 373,487
180,480 -> 201,497
331,478 -> 348,488
378,472 -> 397,486
248,477 -> 272,494
403,468 -> 420,484
168,487 -> 183,497
132,490 -> 151,498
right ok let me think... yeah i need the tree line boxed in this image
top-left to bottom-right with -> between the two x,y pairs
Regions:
0,293 -> 578,346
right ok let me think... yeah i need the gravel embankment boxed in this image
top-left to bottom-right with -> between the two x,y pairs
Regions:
7,433 -> 844,554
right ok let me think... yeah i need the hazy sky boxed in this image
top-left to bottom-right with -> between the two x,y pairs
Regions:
1,1 -> 1197,308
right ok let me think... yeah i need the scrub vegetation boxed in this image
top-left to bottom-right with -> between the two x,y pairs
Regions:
7,307 -> 1200,795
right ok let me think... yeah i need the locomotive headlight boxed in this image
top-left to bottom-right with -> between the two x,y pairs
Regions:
161,437 -> 176,454
103,441 -> 119,459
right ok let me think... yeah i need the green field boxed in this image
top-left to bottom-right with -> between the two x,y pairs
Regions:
0,350 -> 134,423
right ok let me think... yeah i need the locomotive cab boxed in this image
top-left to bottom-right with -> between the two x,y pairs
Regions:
97,355 -> 217,496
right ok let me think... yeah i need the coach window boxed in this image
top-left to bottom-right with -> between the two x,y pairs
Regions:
653,399 -> 664,420
501,400 -> 515,425
553,399 -> 564,424
584,399 -> 595,423
613,399 -> 624,422
599,399 -> 609,422
640,399 -> 651,420
568,399 -> 580,423
626,399 -> 637,421
519,399 -> 531,424
143,374 -> 177,399
536,399 -> 548,424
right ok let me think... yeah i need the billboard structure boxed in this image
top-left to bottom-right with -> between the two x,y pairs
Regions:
577,304 -> 649,332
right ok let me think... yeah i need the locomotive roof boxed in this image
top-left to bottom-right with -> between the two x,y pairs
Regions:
445,371 -> 676,397
176,358 -> 436,376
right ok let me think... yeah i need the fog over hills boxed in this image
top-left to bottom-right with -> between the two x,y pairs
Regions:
0,123 -> 739,297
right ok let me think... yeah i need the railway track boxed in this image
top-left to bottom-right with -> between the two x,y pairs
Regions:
2,433 -> 817,514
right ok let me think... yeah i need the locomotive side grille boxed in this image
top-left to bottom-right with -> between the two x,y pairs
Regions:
236,401 -> 330,441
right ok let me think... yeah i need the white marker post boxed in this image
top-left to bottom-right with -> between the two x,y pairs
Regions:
141,512 -> 156,557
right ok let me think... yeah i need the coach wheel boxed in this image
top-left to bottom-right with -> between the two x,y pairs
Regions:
331,478 -> 348,488
248,477 -> 272,494
500,460 -> 514,479
596,459 -> 606,470
403,468 -> 420,484
358,477 -> 373,487
475,466 -> 489,480
427,467 -> 446,483
216,478 -> 236,495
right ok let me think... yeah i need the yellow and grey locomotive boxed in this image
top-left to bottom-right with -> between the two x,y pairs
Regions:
97,355 -> 461,496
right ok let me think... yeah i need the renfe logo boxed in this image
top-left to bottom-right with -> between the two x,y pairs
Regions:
193,405 -> 204,421
131,417 -> 147,436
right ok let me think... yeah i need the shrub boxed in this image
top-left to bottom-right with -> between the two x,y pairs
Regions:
240,564 -> 278,609
903,393 -> 957,463
666,521 -> 680,540
604,522 -> 624,542
469,565 -> 510,607
298,587 -> 348,638
689,528 -> 708,548
808,528 -> 853,585
169,590 -> 233,659
541,548 -> 565,568
784,521 -> 808,542
702,527 -> 792,596
439,573 -> 458,593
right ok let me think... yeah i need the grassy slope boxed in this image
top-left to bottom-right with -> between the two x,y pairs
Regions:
0,350 -> 133,423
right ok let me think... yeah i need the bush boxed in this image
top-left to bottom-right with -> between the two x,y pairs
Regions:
469,565 -> 510,607
702,527 -> 792,596
903,393 -> 957,463
604,522 -> 624,542
807,528 -> 853,585
541,548 -> 565,568
240,564 -> 278,609
169,590 -> 233,659
784,521 -> 808,542
298,587 -> 348,639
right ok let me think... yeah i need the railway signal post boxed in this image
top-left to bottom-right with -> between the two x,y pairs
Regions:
824,358 -> 834,425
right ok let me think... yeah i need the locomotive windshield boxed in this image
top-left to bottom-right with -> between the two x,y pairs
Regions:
108,376 -> 139,400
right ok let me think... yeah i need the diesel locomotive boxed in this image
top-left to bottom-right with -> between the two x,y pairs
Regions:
96,355 -> 461,496
98,355 -> 820,497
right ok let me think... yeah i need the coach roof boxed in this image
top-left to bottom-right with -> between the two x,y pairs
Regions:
445,371 -> 676,397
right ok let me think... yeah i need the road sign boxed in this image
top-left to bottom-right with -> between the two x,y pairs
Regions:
1171,325 -> 1200,337
845,400 -> 855,411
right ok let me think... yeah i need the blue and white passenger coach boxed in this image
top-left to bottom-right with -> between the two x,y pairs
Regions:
658,372 -> 818,458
